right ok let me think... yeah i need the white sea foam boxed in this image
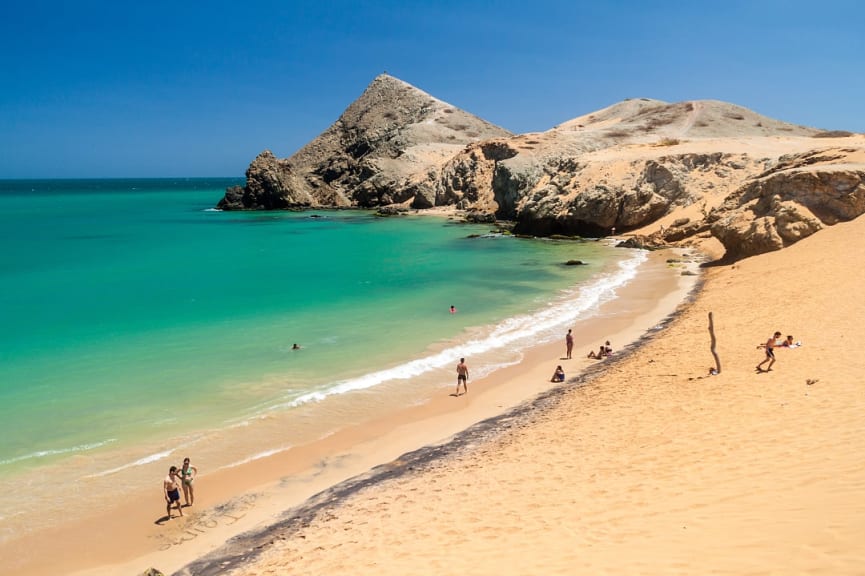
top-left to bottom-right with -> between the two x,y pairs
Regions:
87,448 -> 174,478
0,439 -> 117,468
219,446 -> 292,469
270,250 -> 648,410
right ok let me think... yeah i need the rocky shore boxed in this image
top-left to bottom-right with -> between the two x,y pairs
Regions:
217,74 -> 864,261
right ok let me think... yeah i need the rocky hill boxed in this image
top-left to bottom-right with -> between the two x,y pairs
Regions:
218,74 -> 511,210
217,74 -> 865,261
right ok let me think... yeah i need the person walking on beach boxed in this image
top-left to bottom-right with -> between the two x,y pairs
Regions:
164,466 -> 183,519
757,331 -> 783,372
455,358 -> 469,396
180,457 -> 198,507
565,329 -> 574,359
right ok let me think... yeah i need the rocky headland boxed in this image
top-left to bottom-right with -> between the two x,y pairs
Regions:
217,74 -> 865,261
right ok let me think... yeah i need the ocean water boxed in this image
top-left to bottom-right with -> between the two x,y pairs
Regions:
0,178 -> 647,538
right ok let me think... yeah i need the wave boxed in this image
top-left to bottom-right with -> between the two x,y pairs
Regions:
87,448 -> 175,478
267,250 -> 647,410
0,438 -> 117,468
219,446 -> 292,470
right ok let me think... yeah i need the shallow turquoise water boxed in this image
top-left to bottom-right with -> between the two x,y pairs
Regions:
0,178 -> 629,475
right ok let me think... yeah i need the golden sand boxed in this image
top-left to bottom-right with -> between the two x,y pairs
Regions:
7,213 -> 865,575
189,218 -> 864,575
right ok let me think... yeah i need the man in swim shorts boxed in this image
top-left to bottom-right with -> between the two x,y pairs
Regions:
455,358 -> 469,396
757,331 -> 782,372
164,465 -> 183,519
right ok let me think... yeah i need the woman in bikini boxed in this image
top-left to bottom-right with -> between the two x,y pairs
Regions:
180,457 -> 198,507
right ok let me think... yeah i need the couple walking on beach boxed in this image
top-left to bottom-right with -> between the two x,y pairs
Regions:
163,457 -> 198,520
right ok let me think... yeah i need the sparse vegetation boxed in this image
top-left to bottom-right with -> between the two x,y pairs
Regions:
645,115 -> 676,130
695,121 -> 710,127
656,137 -> 680,146
813,130 -> 854,138
724,112 -> 746,120
606,130 -> 630,138
443,108 -> 454,114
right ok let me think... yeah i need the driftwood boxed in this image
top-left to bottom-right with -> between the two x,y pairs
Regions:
708,311 -> 721,374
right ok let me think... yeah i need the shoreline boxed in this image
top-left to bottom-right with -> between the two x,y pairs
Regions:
178,258 -> 704,575
201,216 -> 865,576
2,247 -> 701,576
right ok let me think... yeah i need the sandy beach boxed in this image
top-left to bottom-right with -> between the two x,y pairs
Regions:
202,216 -> 864,575
7,214 -> 865,575
2,247 -> 699,576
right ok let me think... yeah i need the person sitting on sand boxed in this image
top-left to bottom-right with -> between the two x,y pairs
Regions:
550,365 -> 565,382
780,335 -> 795,347
603,340 -> 613,356
587,345 -> 606,359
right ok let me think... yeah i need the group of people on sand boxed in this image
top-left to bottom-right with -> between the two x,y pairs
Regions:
587,340 -> 613,359
453,314 -> 619,394
756,331 -> 799,372
163,457 -> 197,519
549,331 -> 613,382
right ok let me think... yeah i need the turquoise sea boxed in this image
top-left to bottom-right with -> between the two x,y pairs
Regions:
0,178 -> 647,540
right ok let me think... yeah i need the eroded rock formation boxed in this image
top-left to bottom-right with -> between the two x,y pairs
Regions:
218,74 -> 865,261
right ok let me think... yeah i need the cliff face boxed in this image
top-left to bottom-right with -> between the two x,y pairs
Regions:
217,74 -> 511,210
708,149 -> 865,259
218,75 -> 865,261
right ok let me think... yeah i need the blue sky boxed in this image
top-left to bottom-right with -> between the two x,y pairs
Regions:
1,0 -> 862,178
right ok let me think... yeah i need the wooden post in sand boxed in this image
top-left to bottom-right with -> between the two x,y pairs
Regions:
708,312 -> 721,374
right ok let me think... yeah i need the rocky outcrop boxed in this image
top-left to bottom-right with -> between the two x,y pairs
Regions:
505,153 -> 739,236
217,74 -> 511,211
709,161 -> 865,259
217,74 -> 865,262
